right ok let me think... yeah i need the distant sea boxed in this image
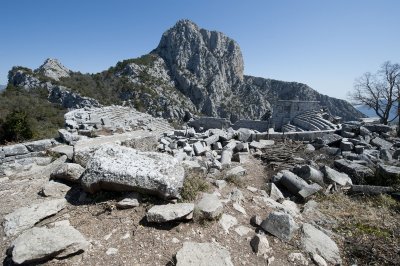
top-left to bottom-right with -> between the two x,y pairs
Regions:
355,104 -> 397,121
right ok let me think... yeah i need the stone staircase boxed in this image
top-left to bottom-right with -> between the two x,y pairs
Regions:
292,110 -> 338,131
65,106 -> 173,135
281,123 -> 304,133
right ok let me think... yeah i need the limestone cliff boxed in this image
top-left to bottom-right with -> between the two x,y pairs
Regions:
154,19 -> 244,117
36,58 -> 71,81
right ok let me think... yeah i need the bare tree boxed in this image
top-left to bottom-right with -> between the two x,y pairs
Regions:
350,61 -> 400,126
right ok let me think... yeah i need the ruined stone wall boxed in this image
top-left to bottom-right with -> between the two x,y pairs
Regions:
232,120 -> 270,132
188,117 -> 232,131
272,100 -> 321,130
253,129 -> 339,142
189,117 -> 270,132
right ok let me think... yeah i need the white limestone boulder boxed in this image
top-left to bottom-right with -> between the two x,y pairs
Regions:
81,144 -> 185,199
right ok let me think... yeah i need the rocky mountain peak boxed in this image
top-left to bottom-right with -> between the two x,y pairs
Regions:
154,20 -> 244,116
36,58 -> 71,81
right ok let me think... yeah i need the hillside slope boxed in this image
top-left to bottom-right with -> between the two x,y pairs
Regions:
6,19 -> 364,128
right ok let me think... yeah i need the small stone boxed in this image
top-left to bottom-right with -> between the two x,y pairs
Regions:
212,142 -> 223,150
147,203 -> 194,222
359,126 -> 372,136
219,214 -> 238,233
249,141 -> 269,149
232,152 -> 249,163
116,194 -> 140,209
104,233 -> 112,241
312,253 -> 328,266
250,215 -> 263,227
246,186 -> 258,193
121,233 -> 130,239
260,211 -> 299,242
204,134 -> 219,145
211,159 -> 223,170
267,183 -> 284,201
226,166 -> 246,177
233,203 -> 247,215
250,234 -> 272,256
288,252 -> 309,265
229,188 -> 244,203
213,179 -> 227,189
304,144 -> 315,152
354,145 -> 364,154
281,200 -> 300,217
260,139 -> 275,146
234,226 -> 252,236
183,145 -> 193,153
106,248 -> 118,255
40,181 -> 71,198
181,160 -> 204,173
193,141 -> 206,156
51,163 -> 85,183
196,193 -> 223,220
171,237 -> 180,244
220,150 -> 233,166
341,131 -> 356,138
380,149 -> 392,161
340,141 -> 354,151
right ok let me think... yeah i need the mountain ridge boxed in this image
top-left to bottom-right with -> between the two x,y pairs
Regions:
5,19 -> 365,124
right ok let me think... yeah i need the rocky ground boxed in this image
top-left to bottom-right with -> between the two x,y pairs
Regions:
1,117 -> 400,265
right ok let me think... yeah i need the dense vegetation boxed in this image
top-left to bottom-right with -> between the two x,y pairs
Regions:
0,85 -> 66,144
1,53 -> 191,144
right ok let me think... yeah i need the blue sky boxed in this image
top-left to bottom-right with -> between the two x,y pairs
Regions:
0,0 -> 399,100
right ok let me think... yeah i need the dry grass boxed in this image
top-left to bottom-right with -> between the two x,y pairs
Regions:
318,193 -> 400,265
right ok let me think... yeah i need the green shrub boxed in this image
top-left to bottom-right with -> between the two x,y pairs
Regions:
180,176 -> 210,202
0,110 -> 33,142
0,85 -> 66,143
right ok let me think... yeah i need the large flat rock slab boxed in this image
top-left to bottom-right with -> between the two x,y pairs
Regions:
334,159 -> 374,184
3,198 -> 67,237
175,242 -> 233,266
73,131 -> 158,167
301,223 -> 342,264
10,224 -> 89,264
81,144 -> 185,199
